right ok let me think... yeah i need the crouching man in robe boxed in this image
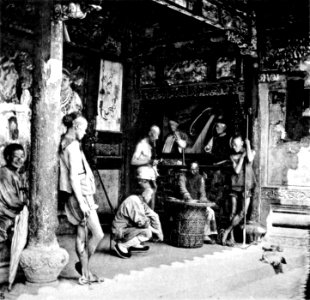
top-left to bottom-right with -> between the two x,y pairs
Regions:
112,187 -> 163,259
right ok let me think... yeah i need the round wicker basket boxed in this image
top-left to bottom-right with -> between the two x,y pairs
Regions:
165,197 -> 207,248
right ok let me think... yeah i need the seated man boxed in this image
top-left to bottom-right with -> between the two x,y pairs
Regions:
0,143 -> 27,242
112,186 -> 164,259
178,161 -> 217,244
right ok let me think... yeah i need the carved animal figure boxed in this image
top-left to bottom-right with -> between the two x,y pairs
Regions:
0,55 -> 19,103
240,223 -> 266,243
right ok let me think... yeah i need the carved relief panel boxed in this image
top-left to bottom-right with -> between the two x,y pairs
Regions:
0,51 -> 33,167
260,74 -> 310,188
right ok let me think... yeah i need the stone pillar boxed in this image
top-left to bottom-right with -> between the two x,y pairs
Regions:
20,1 -> 69,284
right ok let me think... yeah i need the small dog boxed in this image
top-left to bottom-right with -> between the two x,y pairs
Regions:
260,244 -> 286,274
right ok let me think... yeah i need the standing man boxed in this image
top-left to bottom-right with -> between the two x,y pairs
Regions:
131,125 -> 161,209
221,134 -> 256,247
59,113 -> 104,285
204,115 -> 230,164
162,119 -> 188,157
179,161 -> 218,244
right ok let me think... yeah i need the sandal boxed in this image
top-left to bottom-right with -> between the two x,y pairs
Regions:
217,229 -> 225,244
225,240 -> 235,247
78,276 -> 89,285
78,274 -> 104,285
76,262 -> 104,285
220,230 -> 229,246
89,274 -> 104,284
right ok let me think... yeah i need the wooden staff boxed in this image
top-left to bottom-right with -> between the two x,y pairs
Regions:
242,109 -> 251,248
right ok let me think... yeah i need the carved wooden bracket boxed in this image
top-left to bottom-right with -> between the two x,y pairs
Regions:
149,1 -> 257,57
262,35 -> 310,73
159,0 -> 257,57
139,81 -> 244,101
54,1 -> 102,21
225,11 -> 257,57
206,1 -> 257,57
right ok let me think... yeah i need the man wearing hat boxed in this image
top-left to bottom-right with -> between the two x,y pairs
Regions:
204,114 -> 231,163
162,119 -> 188,156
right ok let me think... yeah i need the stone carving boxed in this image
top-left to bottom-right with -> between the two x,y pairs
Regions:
16,52 -> 34,107
0,54 -> 19,104
266,234 -> 309,248
261,187 -> 310,206
0,51 -> 33,106
261,35 -> 310,72
20,245 -> 69,283
266,81 -> 310,187
0,52 -> 33,166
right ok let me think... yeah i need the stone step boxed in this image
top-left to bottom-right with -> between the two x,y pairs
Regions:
266,226 -> 310,248
156,246 -> 308,299
92,244 -> 307,299
1,242 -> 308,299
272,209 -> 310,229
225,266 -> 308,300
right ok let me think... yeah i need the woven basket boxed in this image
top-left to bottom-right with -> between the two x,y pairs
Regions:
165,198 -> 207,248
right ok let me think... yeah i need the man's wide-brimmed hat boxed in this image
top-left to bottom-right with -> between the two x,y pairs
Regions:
215,114 -> 227,125
62,68 -> 71,77
169,119 -> 179,127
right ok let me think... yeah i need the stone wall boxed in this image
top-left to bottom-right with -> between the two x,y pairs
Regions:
259,75 -> 310,246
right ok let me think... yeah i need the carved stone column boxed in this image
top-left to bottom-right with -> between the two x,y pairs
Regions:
20,1 -> 69,284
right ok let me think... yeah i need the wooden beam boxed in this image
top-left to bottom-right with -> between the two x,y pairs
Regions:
151,0 -> 224,30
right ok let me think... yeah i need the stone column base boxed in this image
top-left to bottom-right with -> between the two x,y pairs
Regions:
20,244 -> 69,284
